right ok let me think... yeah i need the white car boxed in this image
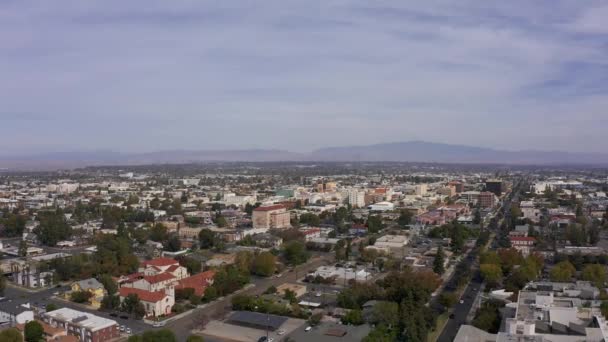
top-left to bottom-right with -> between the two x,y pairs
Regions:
305,326 -> 312,332
459,300 -> 464,304
277,330 -> 285,335
126,328 -> 132,335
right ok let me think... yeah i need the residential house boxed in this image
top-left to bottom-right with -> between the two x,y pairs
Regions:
70,278 -> 106,309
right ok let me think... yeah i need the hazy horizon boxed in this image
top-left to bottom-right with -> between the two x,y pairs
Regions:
2,1 -> 608,154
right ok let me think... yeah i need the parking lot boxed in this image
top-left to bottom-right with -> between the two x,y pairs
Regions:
200,317 -> 305,342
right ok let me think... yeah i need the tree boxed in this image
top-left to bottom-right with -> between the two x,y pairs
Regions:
130,329 -> 177,342
439,292 -> 459,308
164,234 -> 182,252
198,229 -> 216,249
34,210 -> 73,246
551,261 -> 576,282
45,303 -> 58,312
582,264 -> 607,287
397,210 -> 412,227
71,290 -> 93,303
0,273 -> 6,296
370,301 -> 399,327
18,240 -> 27,257
480,264 -> 503,287
121,293 -> 144,315
433,246 -> 445,275
283,289 -> 297,304
252,252 -> 277,277
601,301 -> 608,319
0,328 -> 22,342
335,239 -> 346,260
98,274 -> 118,296
299,213 -> 320,226
309,312 -> 324,326
367,215 -> 384,233
282,241 -> 309,265
149,223 -> 168,242
214,215 -> 228,228
186,336 -> 205,342
342,309 -> 363,325
178,256 -> 202,275
24,321 -> 44,342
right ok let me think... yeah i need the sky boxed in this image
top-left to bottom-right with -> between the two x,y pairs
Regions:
1,1 -> 608,155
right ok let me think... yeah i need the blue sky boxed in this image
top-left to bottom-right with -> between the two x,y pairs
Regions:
1,1 -> 608,154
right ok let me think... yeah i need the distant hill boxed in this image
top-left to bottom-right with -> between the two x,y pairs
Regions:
0,141 -> 606,170
309,141 -> 608,165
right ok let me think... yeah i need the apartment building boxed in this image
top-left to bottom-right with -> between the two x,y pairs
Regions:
252,205 -> 291,230
42,308 -> 119,342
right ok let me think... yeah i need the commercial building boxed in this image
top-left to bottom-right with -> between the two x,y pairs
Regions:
252,205 -> 291,230
367,201 -> 395,211
479,191 -> 496,208
455,281 -> 608,342
485,179 -> 503,196
42,308 -> 119,342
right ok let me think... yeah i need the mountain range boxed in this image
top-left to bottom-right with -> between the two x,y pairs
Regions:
1,141 -> 606,170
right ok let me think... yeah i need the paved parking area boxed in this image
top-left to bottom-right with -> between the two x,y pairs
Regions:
201,317 -> 306,342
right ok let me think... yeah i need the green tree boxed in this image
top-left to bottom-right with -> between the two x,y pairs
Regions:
282,241 -> 309,265
0,273 -> 6,296
439,292 -> 459,308
34,210 -> 73,246
551,261 -> 576,282
299,213 -> 320,226
370,301 -> 399,327
342,309 -> 364,325
397,210 -> 412,227
98,274 -> 118,296
582,264 -> 607,287
433,246 -> 445,275
18,240 -> 27,257
198,229 -> 216,249
214,215 -> 227,227
186,336 -> 205,342
71,290 -> 93,303
480,264 -> 503,287
367,215 -> 384,233
601,301 -> 608,319
45,303 -> 58,312
149,223 -> 168,242
0,328 -> 23,342
24,321 -> 44,342
309,312 -> 324,326
164,233 -> 182,252
283,289 -> 297,304
252,252 -> 277,277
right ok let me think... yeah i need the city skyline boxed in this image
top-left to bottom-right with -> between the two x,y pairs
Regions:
2,1 -> 608,154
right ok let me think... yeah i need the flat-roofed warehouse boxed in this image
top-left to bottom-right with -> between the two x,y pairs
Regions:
227,311 -> 288,331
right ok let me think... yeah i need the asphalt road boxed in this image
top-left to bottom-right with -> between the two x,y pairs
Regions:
437,273 -> 483,342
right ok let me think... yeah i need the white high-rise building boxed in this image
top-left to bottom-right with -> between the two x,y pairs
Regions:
348,190 -> 365,208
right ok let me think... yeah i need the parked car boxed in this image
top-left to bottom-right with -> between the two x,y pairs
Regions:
305,326 -> 312,332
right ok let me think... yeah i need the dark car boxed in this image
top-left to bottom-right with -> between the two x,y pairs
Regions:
119,315 -> 129,319
110,313 -> 118,317
449,313 -> 455,319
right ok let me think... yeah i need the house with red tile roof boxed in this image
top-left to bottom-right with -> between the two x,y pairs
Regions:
138,257 -> 189,280
175,270 -> 216,297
